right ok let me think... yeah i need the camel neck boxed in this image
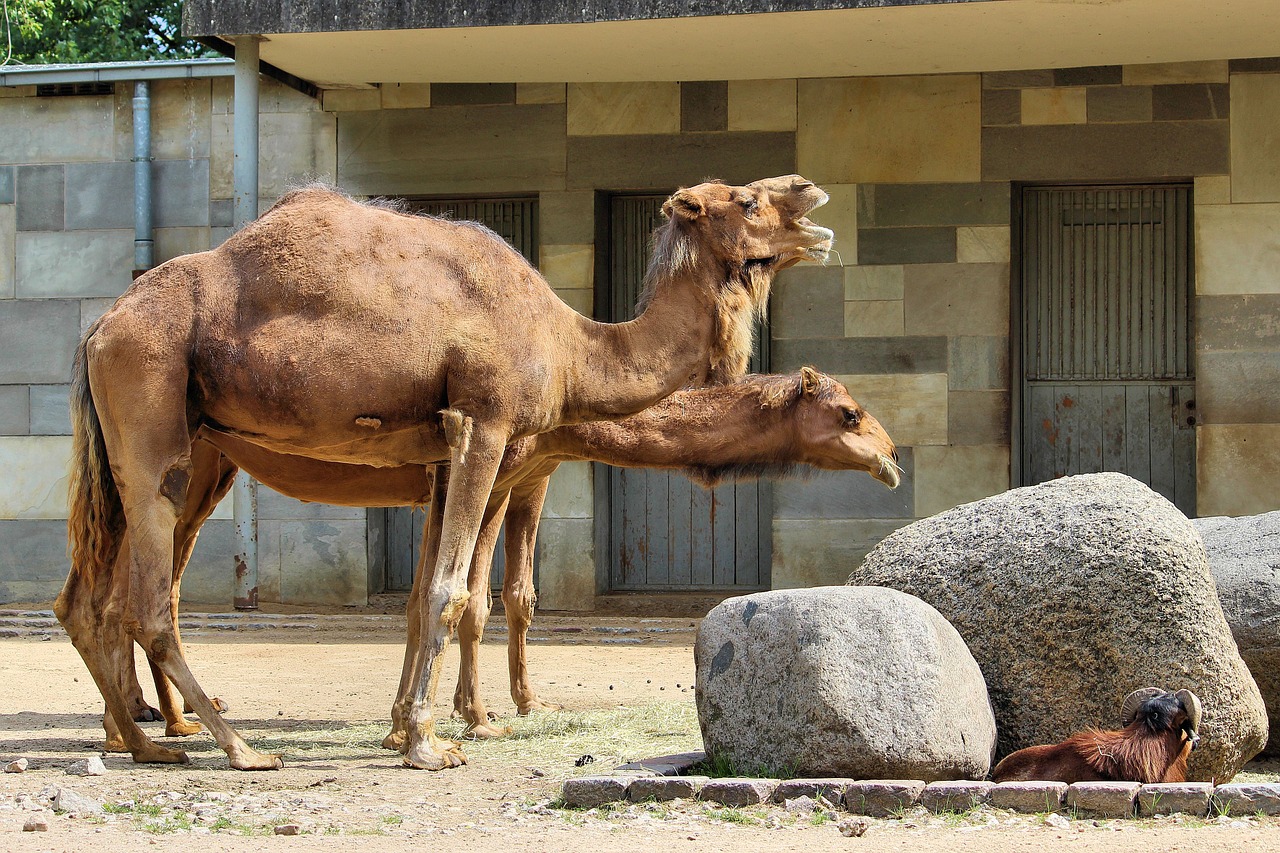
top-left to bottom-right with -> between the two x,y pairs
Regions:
537,384 -> 793,470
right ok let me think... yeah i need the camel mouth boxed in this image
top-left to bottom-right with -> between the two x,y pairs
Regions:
796,219 -> 835,262
874,454 -> 902,489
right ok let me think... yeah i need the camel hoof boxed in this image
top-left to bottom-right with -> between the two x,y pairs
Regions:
103,736 -> 129,754
132,745 -> 190,765
133,705 -> 163,723
165,719 -> 204,737
381,729 -> 408,751
517,698 -> 563,715
402,738 -> 467,770
230,752 -> 284,771
463,721 -> 513,740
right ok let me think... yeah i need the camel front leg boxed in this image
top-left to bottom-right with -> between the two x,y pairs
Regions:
453,491 -> 511,739
382,470 -> 443,751
402,423 -> 507,770
503,477 -> 561,714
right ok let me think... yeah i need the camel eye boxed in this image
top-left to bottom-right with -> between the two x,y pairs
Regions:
842,408 -> 861,428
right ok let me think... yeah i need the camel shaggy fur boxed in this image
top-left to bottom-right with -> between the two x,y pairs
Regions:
58,176 -> 833,770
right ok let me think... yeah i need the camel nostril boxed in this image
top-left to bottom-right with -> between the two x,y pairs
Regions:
891,449 -> 900,464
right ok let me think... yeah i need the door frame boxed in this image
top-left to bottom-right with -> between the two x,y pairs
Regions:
590,190 -> 773,595
1009,179 -> 1197,491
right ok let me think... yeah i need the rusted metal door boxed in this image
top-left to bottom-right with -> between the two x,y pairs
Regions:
602,195 -> 772,591
382,197 -> 539,593
1019,185 -> 1196,514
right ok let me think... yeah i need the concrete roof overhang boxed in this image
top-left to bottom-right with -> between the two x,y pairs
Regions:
183,0 -> 1280,87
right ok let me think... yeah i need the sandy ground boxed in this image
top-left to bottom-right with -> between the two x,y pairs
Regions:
3,613 -> 1280,852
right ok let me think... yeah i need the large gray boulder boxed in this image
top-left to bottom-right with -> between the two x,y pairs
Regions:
1194,511 -> 1280,756
850,473 -> 1266,782
695,586 -> 996,782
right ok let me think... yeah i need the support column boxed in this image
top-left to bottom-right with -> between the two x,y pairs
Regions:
232,35 -> 262,610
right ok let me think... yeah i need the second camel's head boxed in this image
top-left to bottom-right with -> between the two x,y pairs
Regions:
780,366 -> 901,489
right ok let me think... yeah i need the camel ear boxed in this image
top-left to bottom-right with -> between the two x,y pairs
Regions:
800,366 -> 822,397
662,189 -> 705,221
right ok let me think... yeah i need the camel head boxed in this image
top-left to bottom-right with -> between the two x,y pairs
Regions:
788,367 -> 901,489
660,174 -> 833,273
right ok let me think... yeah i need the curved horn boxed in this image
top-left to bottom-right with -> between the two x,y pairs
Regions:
1120,687 -> 1167,727
1174,688 -> 1203,732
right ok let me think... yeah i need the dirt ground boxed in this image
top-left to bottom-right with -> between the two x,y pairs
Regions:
3,611 -> 1280,853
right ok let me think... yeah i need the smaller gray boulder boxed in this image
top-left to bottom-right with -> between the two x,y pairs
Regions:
1194,511 -> 1280,755
695,586 -> 996,782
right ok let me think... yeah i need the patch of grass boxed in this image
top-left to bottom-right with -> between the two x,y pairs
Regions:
810,811 -> 833,826
381,813 -> 405,826
703,806 -> 763,825
142,812 -> 194,834
437,700 -> 701,771
686,750 -> 796,779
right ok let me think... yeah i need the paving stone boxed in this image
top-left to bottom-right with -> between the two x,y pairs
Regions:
921,780 -> 994,813
1211,782 -> 1280,816
1067,781 -> 1140,817
772,778 -> 852,804
989,781 -> 1068,813
698,778 -> 779,807
627,776 -> 707,802
562,776 -> 630,808
1137,782 -> 1213,816
844,780 -> 925,817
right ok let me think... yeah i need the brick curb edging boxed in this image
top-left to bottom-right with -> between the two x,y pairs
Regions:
561,755 -> 1279,819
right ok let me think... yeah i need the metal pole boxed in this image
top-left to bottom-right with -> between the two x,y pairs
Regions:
131,81 -> 153,273
232,36 -> 262,610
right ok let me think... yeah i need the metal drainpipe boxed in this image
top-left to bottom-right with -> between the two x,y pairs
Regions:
132,81 -> 153,274
232,36 -> 262,610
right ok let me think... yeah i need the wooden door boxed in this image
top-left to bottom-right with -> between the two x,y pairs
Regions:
602,195 -> 772,592
382,197 -> 539,592
1019,185 -> 1196,514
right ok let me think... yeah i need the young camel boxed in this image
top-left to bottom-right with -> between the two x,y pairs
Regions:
112,370 -> 898,752
59,176 -> 833,770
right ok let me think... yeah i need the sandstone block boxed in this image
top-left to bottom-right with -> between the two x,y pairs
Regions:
562,776 -> 629,808
628,776 -> 707,802
771,779 -> 851,804
698,778 -> 779,807
1137,782 -> 1213,816
921,780 -> 994,813
1211,782 -> 1280,816
843,780 -> 925,817
1067,781 -> 1139,817
990,781 -> 1068,813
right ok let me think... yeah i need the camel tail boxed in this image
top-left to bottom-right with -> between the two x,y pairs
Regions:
67,322 -> 124,586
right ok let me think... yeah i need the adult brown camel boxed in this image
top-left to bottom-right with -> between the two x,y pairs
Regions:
108,369 -> 898,752
57,175 -> 833,771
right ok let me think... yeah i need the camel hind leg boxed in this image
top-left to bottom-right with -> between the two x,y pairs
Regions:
88,336 -> 279,771
503,477 -> 560,715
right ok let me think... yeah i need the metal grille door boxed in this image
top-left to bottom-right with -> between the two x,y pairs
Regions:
1020,185 -> 1196,514
383,197 -> 539,592
604,195 -> 772,591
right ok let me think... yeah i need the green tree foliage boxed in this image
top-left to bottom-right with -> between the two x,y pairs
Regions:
4,0 -> 212,64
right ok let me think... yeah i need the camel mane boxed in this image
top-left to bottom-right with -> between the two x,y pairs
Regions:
677,370 -> 836,488
635,180 -> 771,383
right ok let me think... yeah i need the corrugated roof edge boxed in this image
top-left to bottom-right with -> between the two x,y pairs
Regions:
0,58 -> 235,87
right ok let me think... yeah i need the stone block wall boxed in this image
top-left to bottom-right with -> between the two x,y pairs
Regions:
3,60 -> 1277,608
0,76 -> 350,606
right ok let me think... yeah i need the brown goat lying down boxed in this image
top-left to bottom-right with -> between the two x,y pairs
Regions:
991,688 -> 1203,784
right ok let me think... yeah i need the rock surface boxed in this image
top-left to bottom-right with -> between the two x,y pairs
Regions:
850,473 -> 1267,782
695,586 -> 996,782
1194,511 -> 1280,755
